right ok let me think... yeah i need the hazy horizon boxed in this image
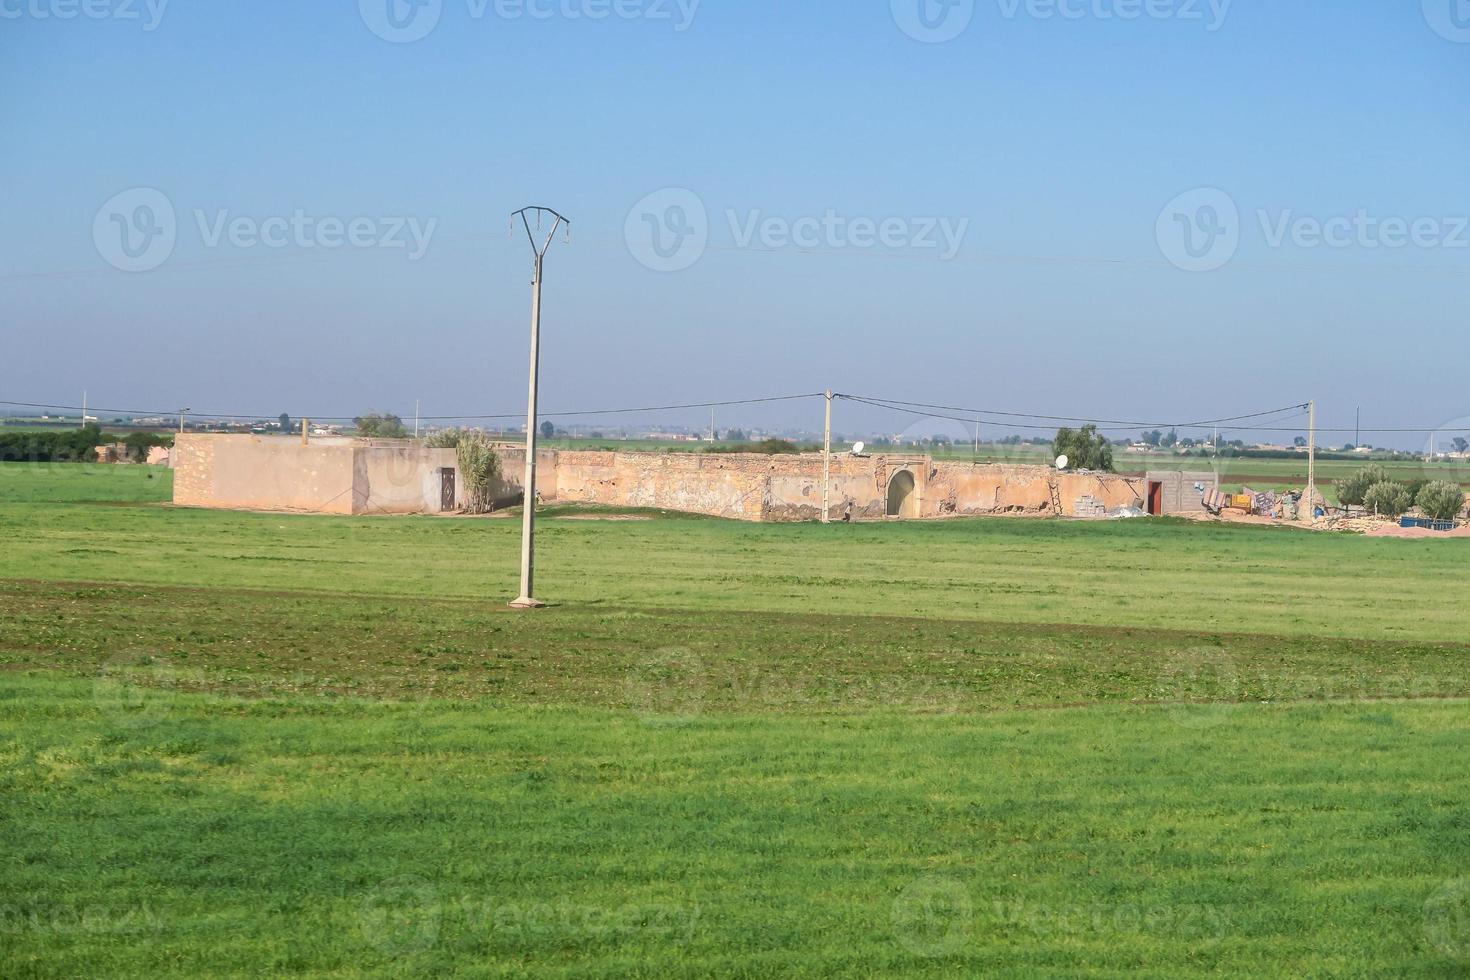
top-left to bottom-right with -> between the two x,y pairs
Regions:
5,1 -> 1467,452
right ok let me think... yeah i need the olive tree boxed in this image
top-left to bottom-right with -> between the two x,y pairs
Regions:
1416,480 -> 1466,521
1336,465 -> 1388,507
1052,424 -> 1114,472
1362,481 -> 1412,518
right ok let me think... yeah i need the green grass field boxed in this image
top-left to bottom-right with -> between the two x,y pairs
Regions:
2,463 -> 1468,976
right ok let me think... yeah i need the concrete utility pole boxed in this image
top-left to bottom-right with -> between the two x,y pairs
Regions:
179,408 -> 190,434
509,206 -> 570,610
414,399 -> 420,439
822,389 -> 833,524
1305,399 -> 1317,521
80,390 -> 86,430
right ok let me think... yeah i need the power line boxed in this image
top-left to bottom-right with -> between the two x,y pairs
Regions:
0,392 -> 824,425
836,394 -> 1311,433
8,391 -> 1469,436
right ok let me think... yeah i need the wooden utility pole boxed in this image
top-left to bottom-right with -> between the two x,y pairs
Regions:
822,390 -> 832,524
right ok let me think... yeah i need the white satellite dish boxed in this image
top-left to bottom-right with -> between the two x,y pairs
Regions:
1055,454 -> 1070,471
851,441 -> 866,455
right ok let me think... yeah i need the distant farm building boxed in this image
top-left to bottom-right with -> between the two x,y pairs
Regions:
171,433 -> 1180,521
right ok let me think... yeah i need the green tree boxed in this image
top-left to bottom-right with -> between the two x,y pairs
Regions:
279,413 -> 291,434
354,413 -> 407,438
122,431 -> 172,462
1336,465 -> 1388,507
1362,481 -> 1412,517
1416,481 -> 1466,521
1053,425 -> 1114,472
540,420 -> 555,439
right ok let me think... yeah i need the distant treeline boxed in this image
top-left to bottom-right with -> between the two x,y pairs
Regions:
1193,448 -> 1392,462
0,426 -> 172,463
0,425 -> 104,462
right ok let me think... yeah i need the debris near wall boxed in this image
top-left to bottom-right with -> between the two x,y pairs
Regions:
1073,495 -> 1107,518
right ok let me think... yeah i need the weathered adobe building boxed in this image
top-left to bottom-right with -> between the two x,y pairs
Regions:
173,434 -> 462,515
173,433 -> 1175,520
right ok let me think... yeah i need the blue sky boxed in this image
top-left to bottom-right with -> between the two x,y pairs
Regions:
3,0 -> 1466,446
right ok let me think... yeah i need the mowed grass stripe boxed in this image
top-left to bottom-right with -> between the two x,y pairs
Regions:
2,581 -> 1466,712
5,494 -> 1469,640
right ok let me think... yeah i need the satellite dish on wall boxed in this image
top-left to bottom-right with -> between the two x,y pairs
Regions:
1055,454 -> 1070,471
851,441 -> 866,455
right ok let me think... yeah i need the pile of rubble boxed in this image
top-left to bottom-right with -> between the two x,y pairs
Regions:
1322,513 -> 1398,534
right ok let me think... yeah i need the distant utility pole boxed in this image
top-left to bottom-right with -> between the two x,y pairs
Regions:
1213,425 -> 1220,493
1355,406 -> 1359,448
179,408 -> 190,434
822,389 -> 833,524
509,205 -> 570,610
80,390 -> 86,430
710,406 -> 715,442
414,399 -> 421,438
1305,399 -> 1317,521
